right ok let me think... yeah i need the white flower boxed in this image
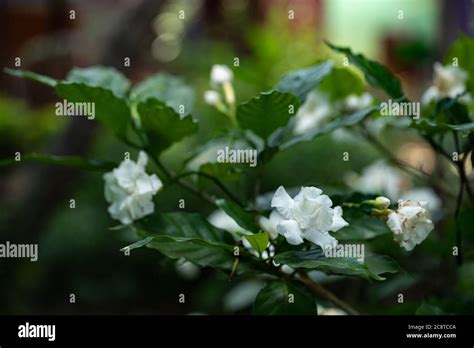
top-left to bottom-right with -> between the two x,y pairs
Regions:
350,161 -> 404,201
103,151 -> 162,224
422,62 -> 471,105
387,200 -> 434,251
340,92 -> 373,113
204,90 -> 220,105
293,91 -> 333,134
269,186 -> 348,249
210,64 -> 233,86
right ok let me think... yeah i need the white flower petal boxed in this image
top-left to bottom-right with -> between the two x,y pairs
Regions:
330,206 -> 349,232
303,228 -> 338,250
271,186 -> 294,219
277,220 -> 304,245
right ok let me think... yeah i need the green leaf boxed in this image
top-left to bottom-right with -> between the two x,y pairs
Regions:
326,41 -> 404,99
275,61 -> 333,102
0,153 -> 116,171
319,67 -> 365,101
4,68 -> 57,87
237,91 -> 301,140
133,212 -> 236,270
54,82 -> 131,137
281,105 -> 378,149
130,73 -> 194,113
415,119 -> 474,137
252,280 -> 317,315
215,198 -> 260,233
65,66 -> 130,97
445,34 -> 474,95
137,99 -> 198,156
273,249 -> 399,281
238,232 -> 269,256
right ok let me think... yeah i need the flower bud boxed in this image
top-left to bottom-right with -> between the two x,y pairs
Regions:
375,196 -> 391,209
204,90 -> 220,106
210,64 -> 233,86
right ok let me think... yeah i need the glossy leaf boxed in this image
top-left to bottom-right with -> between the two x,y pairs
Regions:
275,60 -> 333,102
273,249 -> 399,281
237,91 -> 301,140
326,41 -> 404,99
137,99 -> 198,155
252,280 -> 317,315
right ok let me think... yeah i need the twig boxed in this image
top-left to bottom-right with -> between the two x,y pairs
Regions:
175,171 -> 243,207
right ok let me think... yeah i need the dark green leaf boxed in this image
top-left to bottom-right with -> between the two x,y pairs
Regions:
54,82 -> 131,137
137,99 -> 198,155
216,198 -> 260,233
65,66 -> 130,97
319,67 -> 365,101
252,280 -> 317,315
238,232 -> 269,256
281,105 -> 378,149
130,73 -> 194,113
237,91 -> 301,140
4,68 -> 57,87
134,212 -> 235,269
326,41 -> 404,99
275,61 -> 333,102
273,249 -> 399,281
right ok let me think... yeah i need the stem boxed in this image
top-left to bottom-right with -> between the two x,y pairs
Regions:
454,176 -> 464,265
298,274 -> 360,315
359,125 -> 453,199
175,171 -> 243,207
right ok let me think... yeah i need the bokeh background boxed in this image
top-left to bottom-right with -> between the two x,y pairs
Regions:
0,0 -> 473,314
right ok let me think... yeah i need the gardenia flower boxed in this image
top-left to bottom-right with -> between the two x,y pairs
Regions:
269,186 -> 348,249
103,151 -> 162,224
386,200 -> 434,251
421,62 -> 471,105
210,64 -> 233,86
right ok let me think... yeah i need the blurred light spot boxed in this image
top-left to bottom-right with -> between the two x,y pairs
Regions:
397,141 -> 435,173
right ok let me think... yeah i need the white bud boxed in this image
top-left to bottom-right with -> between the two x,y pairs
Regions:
210,64 -> 233,85
204,90 -> 220,106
